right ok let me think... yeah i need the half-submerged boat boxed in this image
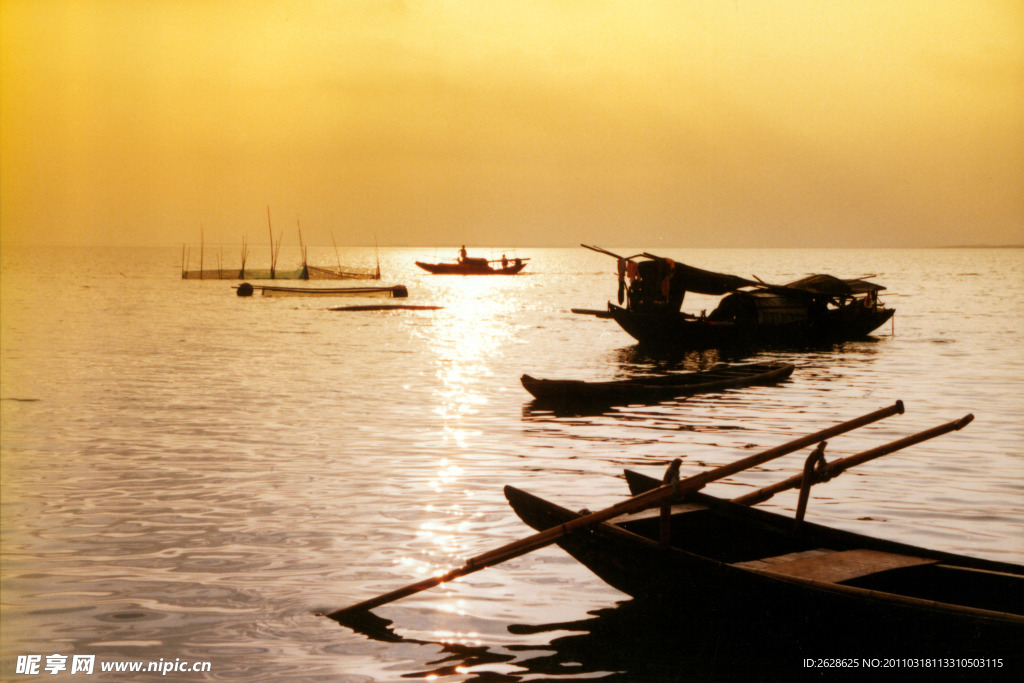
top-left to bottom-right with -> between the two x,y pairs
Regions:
415,247 -> 527,275
521,361 -> 794,405
580,244 -> 894,350
236,283 -> 407,298
506,462 -> 1024,653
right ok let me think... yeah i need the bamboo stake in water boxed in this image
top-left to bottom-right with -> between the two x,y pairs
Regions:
267,206 -> 275,278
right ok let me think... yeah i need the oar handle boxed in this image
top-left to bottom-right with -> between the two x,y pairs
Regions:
327,401 -> 904,620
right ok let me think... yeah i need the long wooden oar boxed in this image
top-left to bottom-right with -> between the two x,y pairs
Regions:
731,413 -> 974,506
325,401 -> 904,621
626,413 -> 975,505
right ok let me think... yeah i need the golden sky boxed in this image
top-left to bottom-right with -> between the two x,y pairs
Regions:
2,0 -> 1022,247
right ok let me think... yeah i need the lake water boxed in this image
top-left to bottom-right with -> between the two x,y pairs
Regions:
1,245 -> 1022,681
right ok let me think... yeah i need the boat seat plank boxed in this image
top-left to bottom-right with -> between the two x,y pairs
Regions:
734,548 -> 937,584
738,548 -> 834,567
610,503 -> 708,524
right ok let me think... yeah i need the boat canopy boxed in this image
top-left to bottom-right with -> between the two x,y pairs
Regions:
668,261 -> 759,295
640,253 -> 884,298
777,274 -> 887,297
635,254 -> 757,295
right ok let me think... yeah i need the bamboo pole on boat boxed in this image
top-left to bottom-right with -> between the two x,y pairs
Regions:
325,400 -> 904,620
581,244 -> 647,261
581,243 -> 623,259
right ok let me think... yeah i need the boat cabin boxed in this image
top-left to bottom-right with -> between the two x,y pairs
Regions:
458,256 -> 491,268
708,291 -> 811,326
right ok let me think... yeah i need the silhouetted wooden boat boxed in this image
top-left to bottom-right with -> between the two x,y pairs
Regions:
236,283 -> 406,298
328,304 -> 443,311
505,465 -> 1024,652
415,250 -> 527,275
520,361 -> 794,405
580,244 -> 894,350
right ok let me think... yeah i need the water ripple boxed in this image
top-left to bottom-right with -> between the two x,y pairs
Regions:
2,246 -> 1022,680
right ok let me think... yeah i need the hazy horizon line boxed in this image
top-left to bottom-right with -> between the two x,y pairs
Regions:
3,241 -> 1022,250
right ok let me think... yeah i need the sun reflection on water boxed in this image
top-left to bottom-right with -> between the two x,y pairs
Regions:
397,276 -> 531,615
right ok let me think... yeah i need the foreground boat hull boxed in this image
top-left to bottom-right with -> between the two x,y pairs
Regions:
609,303 -> 895,350
504,484 -> 1024,654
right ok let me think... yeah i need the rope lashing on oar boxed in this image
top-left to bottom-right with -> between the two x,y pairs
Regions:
795,442 -> 830,528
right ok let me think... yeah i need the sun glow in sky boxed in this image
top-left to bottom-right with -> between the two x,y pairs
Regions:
1,0 -> 1021,247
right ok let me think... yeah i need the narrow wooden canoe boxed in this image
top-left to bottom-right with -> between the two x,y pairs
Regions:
505,476 -> 1024,653
328,304 -> 443,312
521,361 -> 794,405
236,284 -> 408,298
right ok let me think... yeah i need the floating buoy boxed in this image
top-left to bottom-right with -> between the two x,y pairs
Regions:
237,282 -> 255,297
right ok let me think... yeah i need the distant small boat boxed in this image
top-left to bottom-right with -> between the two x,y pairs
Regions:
416,248 -> 527,275
236,283 -> 407,298
521,362 -> 795,405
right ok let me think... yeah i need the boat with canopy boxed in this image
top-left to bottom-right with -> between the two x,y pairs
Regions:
580,244 -> 894,350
